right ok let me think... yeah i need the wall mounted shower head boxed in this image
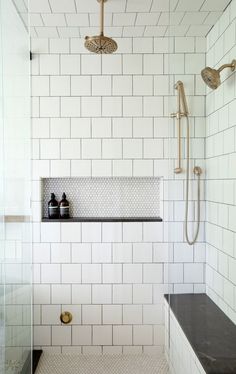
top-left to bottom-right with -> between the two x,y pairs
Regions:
201,60 -> 236,90
84,0 -> 118,54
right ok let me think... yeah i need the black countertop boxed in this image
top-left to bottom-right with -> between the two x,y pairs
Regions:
42,217 -> 163,223
165,294 -> 236,374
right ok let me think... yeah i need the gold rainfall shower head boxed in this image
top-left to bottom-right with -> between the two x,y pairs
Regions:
201,59 -> 236,90
84,0 -> 118,54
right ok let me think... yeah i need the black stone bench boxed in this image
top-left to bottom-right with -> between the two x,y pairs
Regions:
165,294 -> 236,374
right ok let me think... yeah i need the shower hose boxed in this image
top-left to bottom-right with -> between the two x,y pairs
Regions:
184,116 -> 201,245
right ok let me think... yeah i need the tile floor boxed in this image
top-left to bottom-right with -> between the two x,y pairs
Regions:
36,354 -> 169,374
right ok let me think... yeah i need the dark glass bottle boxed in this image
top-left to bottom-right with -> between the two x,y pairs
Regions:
48,193 -> 59,219
59,192 -> 70,219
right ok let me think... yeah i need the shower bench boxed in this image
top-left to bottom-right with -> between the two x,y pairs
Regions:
164,294 -> 236,374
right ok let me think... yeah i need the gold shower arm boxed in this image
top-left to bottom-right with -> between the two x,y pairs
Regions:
98,0 -> 107,36
218,60 -> 236,73
100,0 -> 104,36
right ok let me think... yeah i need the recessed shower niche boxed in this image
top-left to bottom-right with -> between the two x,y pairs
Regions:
42,177 -> 163,222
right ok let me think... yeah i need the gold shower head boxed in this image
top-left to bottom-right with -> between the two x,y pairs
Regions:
84,0 -> 118,54
201,59 -> 236,90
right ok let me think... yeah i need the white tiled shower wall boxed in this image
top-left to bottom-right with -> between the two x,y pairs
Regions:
206,0 -> 236,324
31,35 -> 206,353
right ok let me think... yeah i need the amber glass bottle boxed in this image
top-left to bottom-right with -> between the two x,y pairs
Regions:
48,193 -> 59,219
59,192 -> 70,219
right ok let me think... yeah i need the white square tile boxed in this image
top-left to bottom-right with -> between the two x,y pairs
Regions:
133,284 -> 152,304
133,76 -> 153,96
40,54 -> 59,75
82,264 -> 101,283
113,76 -> 132,96
112,118 -> 132,138
34,326 -> 51,346
144,97 -> 164,117
102,97 -> 122,117
52,285 -> 71,304
82,305 -> 101,324
50,160 -> 71,177
82,223 -> 102,243
72,285 -> 91,304
42,305 -> 61,325
103,264 -> 122,283
102,55 -> 122,74
52,326 -> 71,346
61,55 -> 80,74
93,326 -> 112,345
92,76 -> 112,96
61,97 -> 81,117
133,243 -> 153,263
103,305 -> 122,324
92,160 -> 112,177
133,325 -> 153,345
102,139 -> 122,159
72,243 -> 91,263
51,243 -> 71,263
62,264 -> 81,283
123,264 -> 142,284
113,285 -> 132,304
92,285 -> 112,304
113,160 -> 133,177
41,222 -> 60,242
123,97 -> 143,117
61,139 -> 81,159
123,55 -> 142,74
143,264 -> 163,283
143,305 -> 163,324
144,55 -> 163,74
50,76 -> 70,96
81,55 -> 101,75
113,243 -> 132,263
123,305 -> 142,324
33,243 -> 50,263
133,118 -> 153,138
81,97 -> 102,117
92,243 -> 112,263
113,325 -> 132,345
50,118 -> 70,139
102,223 -> 122,242
40,139 -> 60,160
82,139 -> 102,159
61,223 -> 81,242
123,139 -> 142,159
71,76 -> 91,96
40,97 -> 60,117
92,118 -> 112,138
72,326 -> 91,345
71,118 -> 91,138
123,222 -> 143,242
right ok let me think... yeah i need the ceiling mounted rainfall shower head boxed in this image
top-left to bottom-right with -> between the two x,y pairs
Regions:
201,59 -> 236,90
84,0 -> 118,54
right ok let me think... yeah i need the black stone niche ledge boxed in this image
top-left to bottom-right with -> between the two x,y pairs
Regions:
165,293 -> 236,374
42,217 -> 163,223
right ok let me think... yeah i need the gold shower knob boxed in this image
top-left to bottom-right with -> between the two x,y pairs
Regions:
60,311 -> 72,324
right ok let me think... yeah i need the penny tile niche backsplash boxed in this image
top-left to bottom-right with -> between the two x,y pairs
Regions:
43,177 -> 162,219
31,35 -> 206,354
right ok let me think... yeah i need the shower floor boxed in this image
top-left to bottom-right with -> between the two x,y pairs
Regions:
35,354 -> 169,374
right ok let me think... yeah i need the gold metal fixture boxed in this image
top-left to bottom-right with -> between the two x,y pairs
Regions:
60,312 -> 72,324
171,81 -> 202,245
84,0 -> 118,54
170,81 -> 189,174
201,59 -> 236,90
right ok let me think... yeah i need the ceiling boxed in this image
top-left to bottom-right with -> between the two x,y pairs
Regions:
14,0 -> 231,38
